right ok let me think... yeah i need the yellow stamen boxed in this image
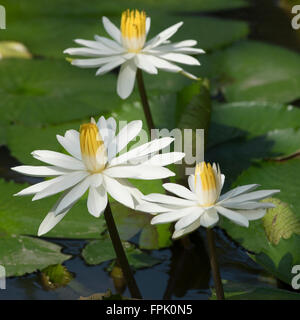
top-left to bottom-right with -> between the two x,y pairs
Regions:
194,161 -> 218,206
80,121 -> 107,172
121,9 -> 146,52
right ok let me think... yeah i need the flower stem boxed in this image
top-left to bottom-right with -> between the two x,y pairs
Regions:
104,202 -> 142,299
136,69 -> 156,135
206,228 -> 225,300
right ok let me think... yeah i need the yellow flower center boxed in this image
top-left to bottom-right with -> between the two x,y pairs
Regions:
121,9 -> 146,52
195,162 -> 218,206
80,120 -> 107,173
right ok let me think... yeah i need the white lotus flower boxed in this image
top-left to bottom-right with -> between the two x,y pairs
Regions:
64,9 -> 205,99
137,162 -> 280,239
12,116 -> 184,236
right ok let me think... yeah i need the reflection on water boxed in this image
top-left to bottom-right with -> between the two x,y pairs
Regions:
0,0 -> 298,300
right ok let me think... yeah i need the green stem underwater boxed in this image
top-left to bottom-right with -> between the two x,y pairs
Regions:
206,228 -> 225,300
104,202 -> 142,299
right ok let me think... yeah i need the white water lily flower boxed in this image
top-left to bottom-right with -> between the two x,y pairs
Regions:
137,162 -> 280,239
12,116 -> 185,236
64,9 -> 205,99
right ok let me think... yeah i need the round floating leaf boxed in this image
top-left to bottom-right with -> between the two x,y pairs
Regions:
0,235 -> 71,277
111,202 -> 172,250
7,121 -> 84,166
0,59 -> 121,127
41,264 -> 73,289
210,281 -> 300,300
1,14 -> 248,58
262,198 -> 300,245
221,160 -> 300,284
207,102 -> 300,187
0,179 -> 106,239
210,102 -> 300,139
212,41 -> 300,103
82,238 -> 161,269
2,0 -> 248,17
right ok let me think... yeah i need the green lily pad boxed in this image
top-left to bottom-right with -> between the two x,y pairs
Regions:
7,121 -> 85,166
221,160 -> 300,284
111,202 -> 172,250
211,41 -> 300,103
210,281 -> 300,300
82,238 -> 161,269
2,0 -> 248,19
0,59 -> 121,128
1,14 -> 248,58
206,102 -> 300,187
41,264 -> 73,289
0,235 -> 71,277
0,179 -> 106,239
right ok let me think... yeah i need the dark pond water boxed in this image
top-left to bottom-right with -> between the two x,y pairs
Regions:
0,0 -> 299,300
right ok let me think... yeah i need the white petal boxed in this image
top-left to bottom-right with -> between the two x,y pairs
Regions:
227,190 -> 280,203
102,16 -> 121,43
106,117 -> 117,133
33,171 -> 89,201
94,35 -> 124,51
32,150 -> 85,170
216,206 -> 249,227
110,120 -> 142,159
64,47 -> 111,57
71,56 -> 118,68
162,183 -> 197,201
11,165 -> 69,177
136,202 -> 172,213
152,206 -> 201,224
143,55 -> 182,73
96,57 -> 125,76
146,17 -> 151,35
144,152 -> 185,166
221,201 -> 275,210
172,219 -> 201,239
180,70 -> 199,80
97,116 -> 117,148
38,195 -> 71,236
158,53 -> 200,65
56,130 -> 81,160
114,178 -> 144,205
104,164 -> 175,180
200,208 -> 219,228
143,152 -> 185,166
110,137 -> 174,166
188,175 -> 195,193
117,60 -> 137,99
134,54 -> 158,74
145,22 -> 183,50
87,185 -> 108,217
158,40 -> 198,49
143,193 -> 197,207
75,38 -> 120,51
174,209 -> 202,231
219,184 -> 260,202
237,208 -> 266,221
89,173 -> 103,188
14,177 -> 62,196
103,175 -> 134,209
54,176 -> 91,215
